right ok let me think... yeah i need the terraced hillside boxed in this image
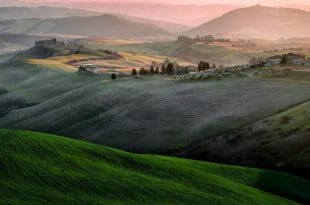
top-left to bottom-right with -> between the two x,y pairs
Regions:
1,129 -> 309,205
0,62 -> 310,154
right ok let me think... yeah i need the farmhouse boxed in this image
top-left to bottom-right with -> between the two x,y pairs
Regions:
78,64 -> 101,74
265,55 -> 282,66
282,53 -> 306,65
177,35 -> 215,44
265,53 -> 307,66
195,35 -> 215,42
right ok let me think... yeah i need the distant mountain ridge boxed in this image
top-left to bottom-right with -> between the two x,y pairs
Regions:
0,6 -> 189,33
0,6 -> 101,20
31,2 -> 240,26
117,14 -> 191,33
187,5 -> 310,39
0,14 -> 170,39
0,0 -> 23,7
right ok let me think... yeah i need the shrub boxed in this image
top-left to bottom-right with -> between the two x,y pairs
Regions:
198,61 -> 210,71
111,73 -> 117,80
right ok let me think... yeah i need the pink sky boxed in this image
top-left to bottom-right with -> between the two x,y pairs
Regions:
20,0 -> 310,5
18,0 -> 310,26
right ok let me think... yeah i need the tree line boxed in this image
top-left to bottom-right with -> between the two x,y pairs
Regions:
132,59 -> 190,76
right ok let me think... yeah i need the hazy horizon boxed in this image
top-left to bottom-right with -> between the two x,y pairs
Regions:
1,0 -> 306,27
19,0 -> 310,6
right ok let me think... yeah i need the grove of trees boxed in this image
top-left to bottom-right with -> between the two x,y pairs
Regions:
131,58 -> 191,77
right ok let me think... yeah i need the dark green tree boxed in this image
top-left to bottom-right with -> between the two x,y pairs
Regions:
150,66 -> 155,75
160,65 -> 166,74
139,67 -> 148,75
132,68 -> 138,76
166,63 -> 174,75
155,67 -> 160,74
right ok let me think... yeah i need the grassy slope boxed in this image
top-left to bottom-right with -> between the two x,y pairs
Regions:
259,68 -> 310,83
1,129 -> 309,205
0,61 -> 109,102
175,99 -> 310,177
26,54 -> 105,72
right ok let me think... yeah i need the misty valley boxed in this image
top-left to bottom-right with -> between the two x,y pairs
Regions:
0,2 -> 310,205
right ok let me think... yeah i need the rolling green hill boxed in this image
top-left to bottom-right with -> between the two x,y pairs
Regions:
0,61 -> 310,155
1,129 -> 309,205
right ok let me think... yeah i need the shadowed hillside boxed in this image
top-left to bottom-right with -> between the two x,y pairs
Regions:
175,100 -> 310,177
1,129 -> 309,204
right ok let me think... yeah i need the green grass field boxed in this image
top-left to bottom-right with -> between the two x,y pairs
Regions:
1,129 -> 309,205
